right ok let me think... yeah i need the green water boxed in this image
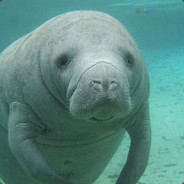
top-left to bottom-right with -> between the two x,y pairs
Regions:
0,0 -> 184,184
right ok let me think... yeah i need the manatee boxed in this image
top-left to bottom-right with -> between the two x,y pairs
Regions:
0,11 -> 151,184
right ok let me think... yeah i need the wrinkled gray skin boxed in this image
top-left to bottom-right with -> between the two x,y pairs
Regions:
0,11 -> 151,184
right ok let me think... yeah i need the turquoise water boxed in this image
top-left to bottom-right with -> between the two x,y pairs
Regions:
0,0 -> 184,184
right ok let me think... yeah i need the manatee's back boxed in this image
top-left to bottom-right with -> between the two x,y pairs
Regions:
0,36 -> 35,184
0,34 -> 30,129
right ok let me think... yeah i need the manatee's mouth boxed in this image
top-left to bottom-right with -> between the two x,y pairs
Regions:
90,116 -> 114,122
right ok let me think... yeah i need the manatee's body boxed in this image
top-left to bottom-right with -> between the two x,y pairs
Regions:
0,11 -> 151,184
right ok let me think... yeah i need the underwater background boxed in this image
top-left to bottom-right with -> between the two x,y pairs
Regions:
0,0 -> 184,184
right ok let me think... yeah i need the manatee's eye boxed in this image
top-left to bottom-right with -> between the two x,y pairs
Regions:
125,53 -> 134,67
56,54 -> 71,70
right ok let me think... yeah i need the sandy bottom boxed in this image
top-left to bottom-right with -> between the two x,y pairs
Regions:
1,48 -> 184,184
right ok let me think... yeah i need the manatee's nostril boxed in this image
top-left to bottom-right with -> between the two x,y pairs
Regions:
91,79 -> 102,91
109,81 -> 119,90
93,82 -> 103,91
92,79 -> 118,91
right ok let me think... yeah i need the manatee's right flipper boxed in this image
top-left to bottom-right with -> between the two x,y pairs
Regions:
0,124 -> 31,184
8,102 -> 72,184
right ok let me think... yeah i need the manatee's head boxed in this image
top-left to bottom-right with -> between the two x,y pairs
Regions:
39,11 -> 149,121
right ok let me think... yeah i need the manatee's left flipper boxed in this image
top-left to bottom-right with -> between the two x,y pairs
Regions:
116,99 -> 151,184
8,102 -> 72,184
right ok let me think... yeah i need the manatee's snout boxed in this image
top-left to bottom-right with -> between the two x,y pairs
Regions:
87,78 -> 120,121
68,62 -> 131,121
